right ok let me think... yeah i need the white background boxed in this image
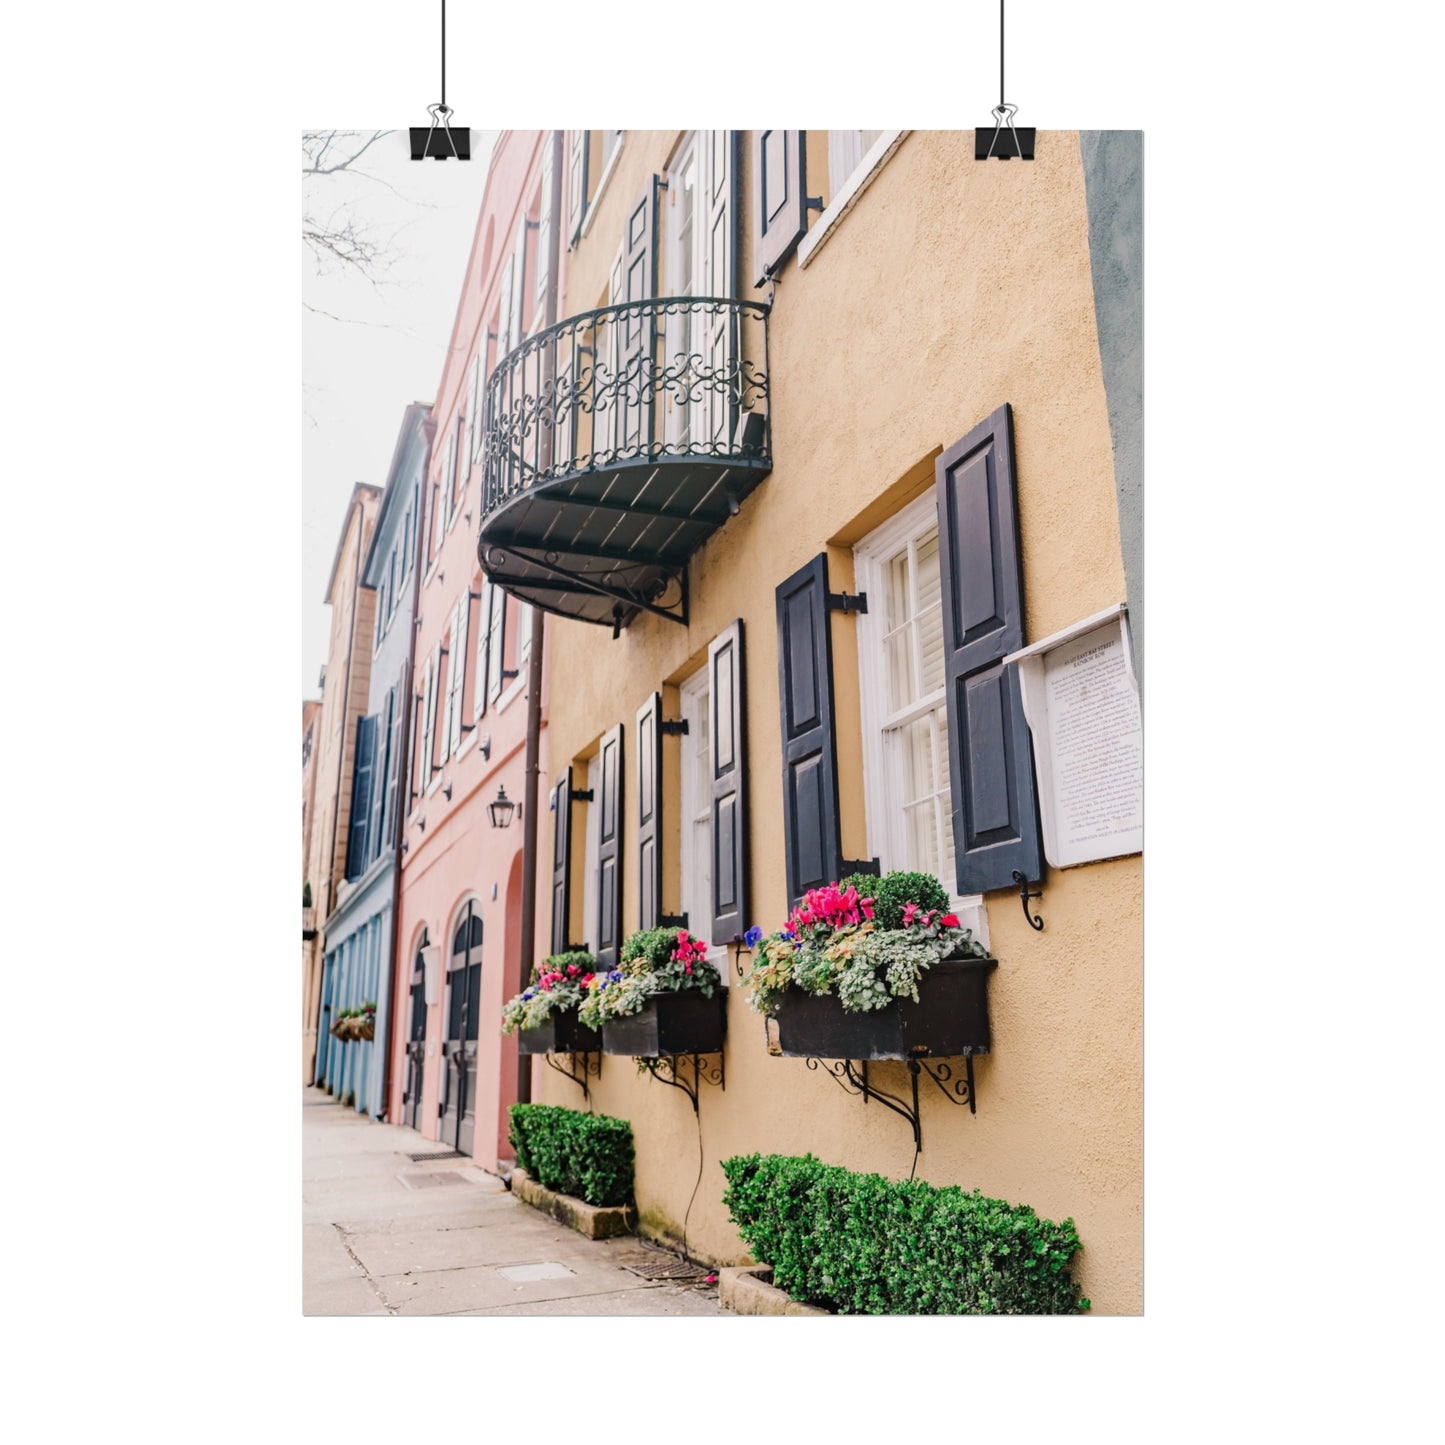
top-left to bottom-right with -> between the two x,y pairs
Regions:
4,0 -> 1440,1436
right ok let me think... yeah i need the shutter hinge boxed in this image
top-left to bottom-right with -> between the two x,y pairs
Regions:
570,789 -> 595,803
502,668 -> 519,681
659,719 -> 689,736
658,913 -> 689,929
827,591 -> 868,615
806,195 -> 825,212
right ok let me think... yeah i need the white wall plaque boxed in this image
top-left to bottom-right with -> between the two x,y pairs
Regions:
1003,604 -> 1142,869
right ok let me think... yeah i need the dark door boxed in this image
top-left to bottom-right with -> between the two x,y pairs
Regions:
402,931 -> 428,1132
439,904 -> 483,1156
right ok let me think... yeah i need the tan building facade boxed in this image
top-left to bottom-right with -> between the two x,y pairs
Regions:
303,483 -> 381,1083
479,130 -> 1143,1312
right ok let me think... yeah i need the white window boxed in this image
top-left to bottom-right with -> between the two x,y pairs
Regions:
828,130 -> 887,195
533,150 -> 552,325
663,131 -> 733,451
486,587 -> 507,702
444,594 -> 469,756
854,494 -> 988,944
463,357 -> 480,489
472,577 -> 491,722
417,650 -> 437,799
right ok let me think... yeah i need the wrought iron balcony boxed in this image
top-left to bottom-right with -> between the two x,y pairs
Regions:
477,296 -> 771,632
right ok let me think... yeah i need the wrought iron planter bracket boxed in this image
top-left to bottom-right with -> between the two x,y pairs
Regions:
1011,870 -> 1044,930
658,913 -> 689,929
805,1054 -> 979,1152
841,857 -> 880,877
543,1049 -> 602,1106
636,1051 -> 724,1114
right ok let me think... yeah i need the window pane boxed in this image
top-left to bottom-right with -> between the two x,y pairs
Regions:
916,530 -> 945,696
899,714 -> 937,803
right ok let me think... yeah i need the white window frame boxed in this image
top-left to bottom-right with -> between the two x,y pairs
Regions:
678,667 -> 728,975
797,129 -> 908,272
579,131 -> 625,241
853,492 -> 989,949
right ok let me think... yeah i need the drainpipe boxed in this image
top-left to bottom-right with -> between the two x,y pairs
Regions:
317,496 -> 369,1087
515,130 -> 566,1109
380,415 -> 436,1120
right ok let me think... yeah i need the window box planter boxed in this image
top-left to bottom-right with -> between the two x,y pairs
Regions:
517,1010 -> 603,1055
773,954 -> 997,1060
601,990 -> 727,1057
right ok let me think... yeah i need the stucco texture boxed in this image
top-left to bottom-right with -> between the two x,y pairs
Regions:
538,130 -> 1142,1313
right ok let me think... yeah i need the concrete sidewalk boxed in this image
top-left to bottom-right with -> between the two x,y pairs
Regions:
302,1088 -> 727,1317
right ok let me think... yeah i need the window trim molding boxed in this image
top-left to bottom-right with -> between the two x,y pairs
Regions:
852,492 -> 989,949
579,131 -> 626,242
797,129 -> 908,272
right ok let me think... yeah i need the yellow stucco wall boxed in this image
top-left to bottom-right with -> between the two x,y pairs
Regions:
539,130 -> 1141,1313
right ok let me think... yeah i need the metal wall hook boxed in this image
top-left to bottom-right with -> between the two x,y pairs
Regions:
1011,869 -> 1044,930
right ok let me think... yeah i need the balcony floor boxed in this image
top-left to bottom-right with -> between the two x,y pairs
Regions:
477,453 -> 772,630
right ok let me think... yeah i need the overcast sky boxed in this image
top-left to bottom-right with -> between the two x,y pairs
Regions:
302,129 -> 497,697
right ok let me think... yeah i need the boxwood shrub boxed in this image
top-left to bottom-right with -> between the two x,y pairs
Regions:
508,1104 -> 634,1208
721,1153 -> 1089,1314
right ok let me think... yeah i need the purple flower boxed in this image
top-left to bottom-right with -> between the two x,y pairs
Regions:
744,925 -> 763,949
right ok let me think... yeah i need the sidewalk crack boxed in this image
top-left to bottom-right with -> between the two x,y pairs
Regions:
334,1223 -> 400,1315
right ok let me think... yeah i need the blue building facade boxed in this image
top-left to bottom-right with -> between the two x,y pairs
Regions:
317,403 -> 429,1116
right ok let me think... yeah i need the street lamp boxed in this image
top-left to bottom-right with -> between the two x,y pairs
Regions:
488,786 -> 519,829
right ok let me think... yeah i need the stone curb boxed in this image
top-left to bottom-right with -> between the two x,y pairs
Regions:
719,1264 -> 830,1316
511,1168 -> 637,1240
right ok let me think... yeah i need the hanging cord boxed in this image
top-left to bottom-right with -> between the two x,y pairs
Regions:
679,1081 -> 705,1264
441,0 -> 446,109
982,0 -> 1025,159
1000,0 -> 1005,109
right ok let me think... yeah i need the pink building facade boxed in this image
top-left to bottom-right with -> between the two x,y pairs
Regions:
387,132 -> 557,1168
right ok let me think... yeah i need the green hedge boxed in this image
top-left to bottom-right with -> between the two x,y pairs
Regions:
721,1153 -> 1089,1314
508,1104 -> 634,1208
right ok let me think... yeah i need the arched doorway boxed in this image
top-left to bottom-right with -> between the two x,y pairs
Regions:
402,928 -> 429,1132
440,902 -> 483,1155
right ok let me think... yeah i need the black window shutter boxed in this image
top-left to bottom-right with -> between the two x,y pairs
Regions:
549,768 -> 573,954
776,555 -> 842,907
636,694 -> 661,931
753,130 -> 809,286
345,714 -> 377,880
709,619 -> 748,943
935,402 -> 1044,892
595,724 -> 624,969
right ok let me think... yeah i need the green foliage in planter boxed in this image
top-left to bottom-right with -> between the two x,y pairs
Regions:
839,869 -> 949,931
508,1104 -> 634,1208
720,1153 -> 1089,1315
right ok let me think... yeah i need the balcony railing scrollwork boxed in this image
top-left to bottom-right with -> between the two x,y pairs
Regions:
476,296 -> 772,632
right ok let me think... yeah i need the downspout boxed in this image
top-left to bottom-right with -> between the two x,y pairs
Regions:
380,415 -> 436,1120
317,497 -> 368,1087
516,130 -> 566,1108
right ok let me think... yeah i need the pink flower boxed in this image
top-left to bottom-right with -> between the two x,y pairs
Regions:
685,963 -> 692,974
941,913 -> 959,928
567,964 -> 579,976
677,929 -> 689,946
903,902 -> 918,926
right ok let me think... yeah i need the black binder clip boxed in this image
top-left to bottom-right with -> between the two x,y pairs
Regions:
975,104 -> 1035,160
411,103 -> 471,161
